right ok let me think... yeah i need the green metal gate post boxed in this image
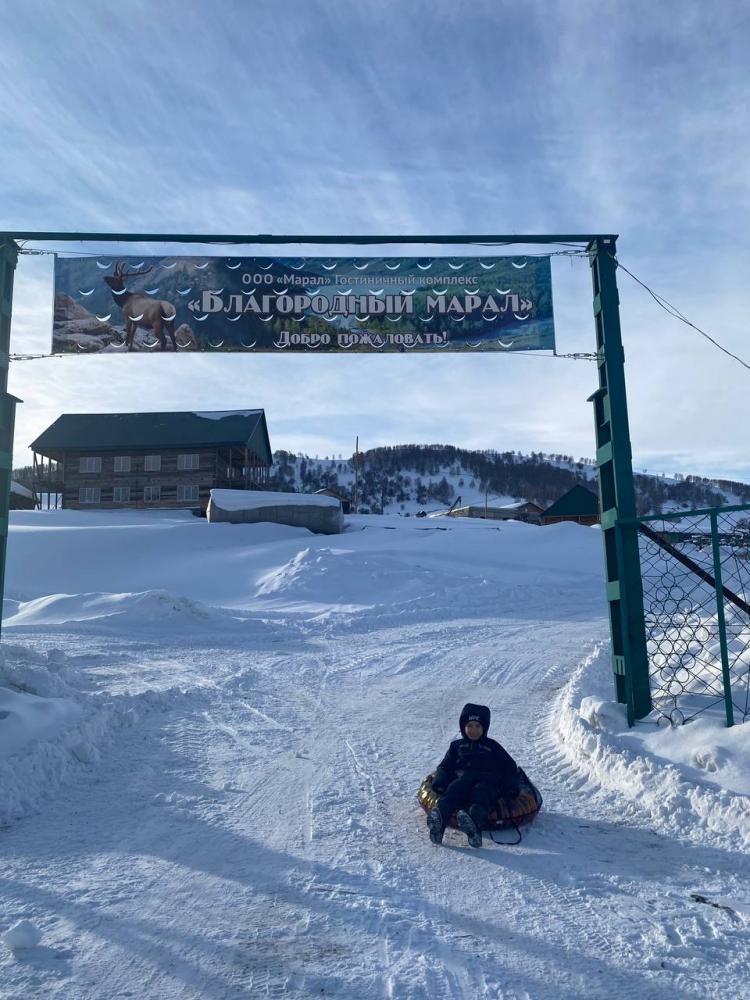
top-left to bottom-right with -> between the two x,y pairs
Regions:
709,511 -> 735,727
0,240 -> 20,638
588,237 -> 651,724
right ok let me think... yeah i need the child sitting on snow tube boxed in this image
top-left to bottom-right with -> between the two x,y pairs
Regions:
421,702 -> 533,848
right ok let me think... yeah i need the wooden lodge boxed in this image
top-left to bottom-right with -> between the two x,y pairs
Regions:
30,409 -> 273,511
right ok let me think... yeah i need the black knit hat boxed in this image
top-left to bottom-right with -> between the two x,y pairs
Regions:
459,703 -> 491,737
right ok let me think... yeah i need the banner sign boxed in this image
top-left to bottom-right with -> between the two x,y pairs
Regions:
53,255 -> 555,354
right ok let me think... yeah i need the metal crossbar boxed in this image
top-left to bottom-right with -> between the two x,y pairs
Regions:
638,523 -> 750,617
0,231 -> 615,245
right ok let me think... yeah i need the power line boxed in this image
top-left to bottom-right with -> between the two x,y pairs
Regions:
616,258 -> 750,373
9,353 -> 64,362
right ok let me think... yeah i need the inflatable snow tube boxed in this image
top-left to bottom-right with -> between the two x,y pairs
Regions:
416,768 -> 542,830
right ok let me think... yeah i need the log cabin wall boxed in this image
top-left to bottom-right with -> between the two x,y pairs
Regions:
58,446 -> 268,510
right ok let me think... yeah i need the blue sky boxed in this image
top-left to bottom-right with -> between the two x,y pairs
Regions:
3,0 -> 750,478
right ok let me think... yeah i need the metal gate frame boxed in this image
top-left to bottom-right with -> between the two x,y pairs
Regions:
0,231 -> 651,725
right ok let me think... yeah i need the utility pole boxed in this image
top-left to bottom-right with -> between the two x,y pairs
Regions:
353,436 -> 359,512
0,240 -> 21,638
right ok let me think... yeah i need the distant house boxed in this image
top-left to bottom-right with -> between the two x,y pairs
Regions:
9,480 -> 36,510
540,485 -> 599,526
30,409 -> 272,511
448,500 -> 544,524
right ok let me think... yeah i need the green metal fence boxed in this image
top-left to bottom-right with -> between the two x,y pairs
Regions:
634,504 -> 750,726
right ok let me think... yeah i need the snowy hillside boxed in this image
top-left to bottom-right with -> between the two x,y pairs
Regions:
2,508 -> 750,997
268,444 -> 749,516
278,453 -> 519,514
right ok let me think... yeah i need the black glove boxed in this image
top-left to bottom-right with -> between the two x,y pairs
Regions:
431,776 -> 447,794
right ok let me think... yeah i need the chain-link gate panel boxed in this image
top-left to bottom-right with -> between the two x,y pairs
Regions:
637,506 -> 750,726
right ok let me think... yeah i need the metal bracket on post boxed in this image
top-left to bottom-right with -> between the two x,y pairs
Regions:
0,240 -> 21,639
587,237 -> 651,724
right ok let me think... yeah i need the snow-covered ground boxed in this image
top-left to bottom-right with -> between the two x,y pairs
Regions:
2,508 -> 750,998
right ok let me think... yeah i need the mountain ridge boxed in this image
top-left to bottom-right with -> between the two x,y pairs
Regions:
267,444 -> 750,516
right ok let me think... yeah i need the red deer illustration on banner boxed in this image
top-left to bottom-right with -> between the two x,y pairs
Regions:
103,262 -> 179,351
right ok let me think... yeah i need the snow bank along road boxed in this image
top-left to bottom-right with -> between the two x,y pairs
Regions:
2,510 -> 750,998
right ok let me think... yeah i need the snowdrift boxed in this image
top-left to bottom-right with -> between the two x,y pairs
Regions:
553,646 -> 750,851
0,643 -> 176,825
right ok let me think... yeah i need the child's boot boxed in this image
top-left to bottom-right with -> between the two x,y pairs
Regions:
427,807 -> 446,845
468,804 -> 489,829
457,809 -> 482,848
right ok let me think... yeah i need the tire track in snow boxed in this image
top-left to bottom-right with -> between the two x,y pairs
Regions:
258,624 -> 668,995
4,610 -> 749,997
243,622 -> 747,998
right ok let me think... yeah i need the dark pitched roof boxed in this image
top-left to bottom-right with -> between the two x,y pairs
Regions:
542,484 -> 599,518
31,409 -> 272,464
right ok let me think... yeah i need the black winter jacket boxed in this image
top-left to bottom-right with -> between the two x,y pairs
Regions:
432,702 -> 519,797
432,737 -> 520,796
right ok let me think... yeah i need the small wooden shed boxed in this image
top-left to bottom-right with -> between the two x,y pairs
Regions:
315,488 -> 351,515
10,481 -> 36,510
540,484 -> 600,526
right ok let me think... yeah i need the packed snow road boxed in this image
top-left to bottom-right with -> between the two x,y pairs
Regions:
2,512 -> 750,998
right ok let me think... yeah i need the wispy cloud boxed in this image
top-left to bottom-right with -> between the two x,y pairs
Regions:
3,1 -> 750,479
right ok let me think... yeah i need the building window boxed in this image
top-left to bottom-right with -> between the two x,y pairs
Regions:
144,455 -> 161,472
79,456 -> 102,473
114,456 -> 131,473
79,487 -> 101,504
113,486 -> 131,502
177,484 -> 199,502
177,454 -> 200,471
143,485 -> 161,503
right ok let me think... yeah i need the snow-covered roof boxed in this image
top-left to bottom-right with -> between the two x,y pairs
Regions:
10,481 -> 33,499
210,489 -> 340,511
497,500 -> 538,511
192,410 -> 263,421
